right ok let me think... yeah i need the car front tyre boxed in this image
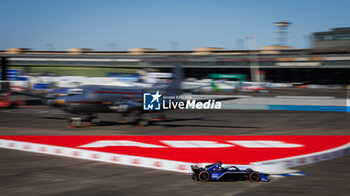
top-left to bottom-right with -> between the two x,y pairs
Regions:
249,172 -> 260,182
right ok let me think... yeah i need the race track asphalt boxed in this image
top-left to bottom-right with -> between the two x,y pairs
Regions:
0,107 -> 349,196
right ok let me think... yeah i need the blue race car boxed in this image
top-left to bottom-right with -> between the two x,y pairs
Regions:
190,161 -> 269,182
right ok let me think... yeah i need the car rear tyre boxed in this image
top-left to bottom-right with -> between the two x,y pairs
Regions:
199,171 -> 210,182
249,172 -> 260,182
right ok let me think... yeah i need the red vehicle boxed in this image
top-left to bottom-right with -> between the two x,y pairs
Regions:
0,92 -> 21,108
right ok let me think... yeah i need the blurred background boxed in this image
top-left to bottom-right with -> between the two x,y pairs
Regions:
1,0 -> 350,95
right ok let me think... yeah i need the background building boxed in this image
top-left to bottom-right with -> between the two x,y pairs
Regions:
313,27 -> 350,49
2,26 -> 350,85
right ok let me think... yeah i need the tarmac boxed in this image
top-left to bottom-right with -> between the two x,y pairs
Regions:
0,107 -> 349,195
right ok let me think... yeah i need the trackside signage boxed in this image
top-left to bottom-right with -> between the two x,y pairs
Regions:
0,135 -> 349,165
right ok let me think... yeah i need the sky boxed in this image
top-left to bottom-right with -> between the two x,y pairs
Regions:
0,0 -> 349,51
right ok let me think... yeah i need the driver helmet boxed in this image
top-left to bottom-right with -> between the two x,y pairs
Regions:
217,161 -> 222,167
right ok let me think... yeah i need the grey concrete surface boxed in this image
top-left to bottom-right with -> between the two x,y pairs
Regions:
0,107 -> 349,135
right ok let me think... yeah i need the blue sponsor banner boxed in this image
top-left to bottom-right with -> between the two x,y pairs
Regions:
0,69 -> 21,80
268,105 -> 347,112
222,103 -> 348,112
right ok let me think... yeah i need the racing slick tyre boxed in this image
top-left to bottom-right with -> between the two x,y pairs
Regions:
199,171 -> 210,182
249,172 -> 260,182
88,116 -> 101,124
138,119 -> 150,126
192,174 -> 199,181
70,117 -> 82,127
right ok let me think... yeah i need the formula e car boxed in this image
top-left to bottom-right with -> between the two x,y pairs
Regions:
190,161 -> 269,182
